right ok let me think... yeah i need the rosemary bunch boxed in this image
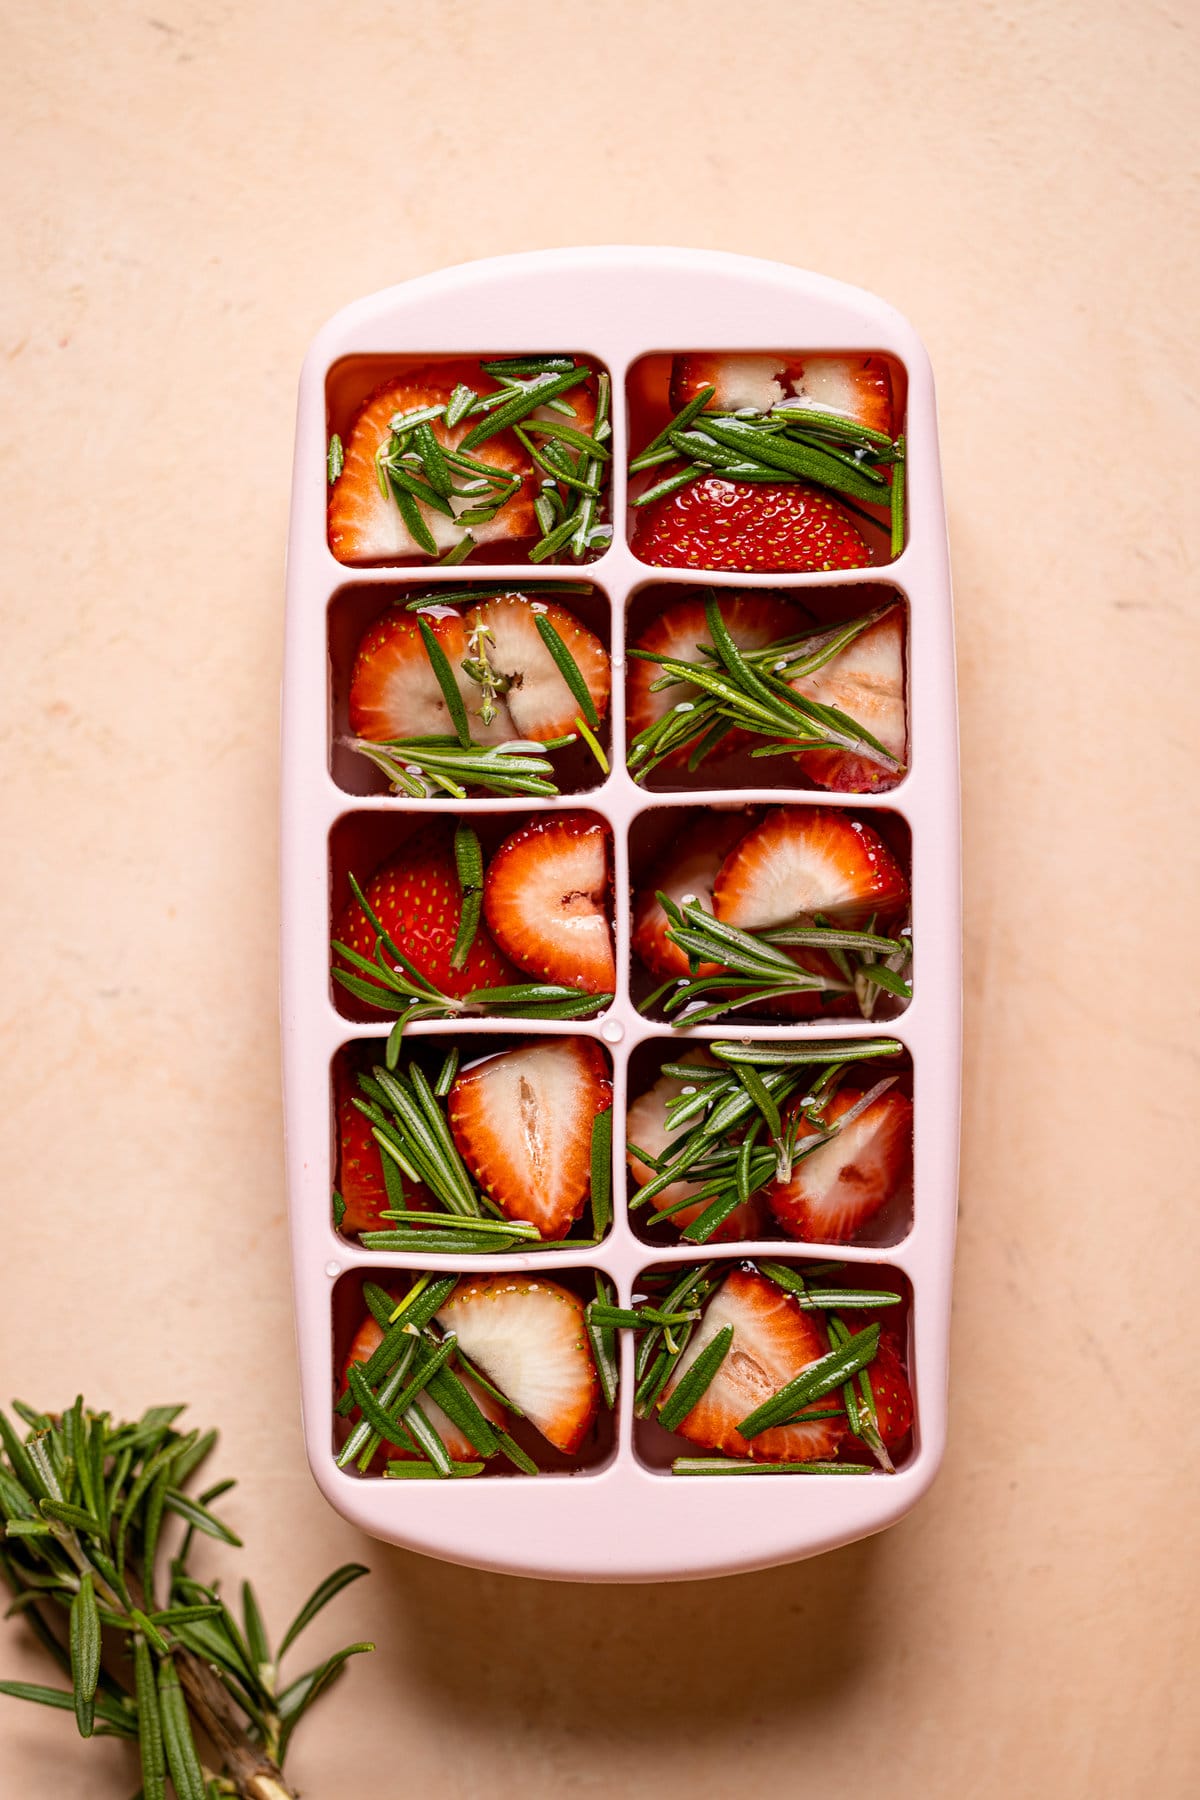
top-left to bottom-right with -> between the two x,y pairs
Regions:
627,1038 -> 903,1244
627,593 -> 904,783
630,384 -> 905,557
336,1051 -> 612,1252
639,894 -> 912,1027
0,1400 -> 370,1799
626,1261 -> 901,1472
332,867 -> 613,1067
331,356 -> 613,565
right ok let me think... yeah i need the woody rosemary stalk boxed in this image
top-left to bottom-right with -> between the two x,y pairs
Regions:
0,1400 -> 371,1798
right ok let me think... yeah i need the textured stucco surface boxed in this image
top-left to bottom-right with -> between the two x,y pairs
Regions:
2,2 -> 1197,1794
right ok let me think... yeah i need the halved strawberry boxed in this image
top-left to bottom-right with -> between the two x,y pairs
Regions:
344,1310 -> 507,1462
335,824 -> 516,1005
334,1056 -> 433,1235
632,477 -> 870,575
668,353 -> 894,437
660,1268 -> 846,1461
632,813 -> 749,981
448,1037 -> 612,1239
626,593 -> 806,744
712,806 -> 908,931
626,1052 -> 765,1240
328,366 -> 535,564
766,1085 -> 913,1244
483,813 -> 614,994
436,1275 -> 599,1454
792,606 -> 907,793
462,594 -> 610,742
348,605 -> 513,747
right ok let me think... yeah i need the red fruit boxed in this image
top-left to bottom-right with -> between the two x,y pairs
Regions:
334,1057 -> 433,1235
626,1053 -> 765,1240
483,813 -> 614,995
669,353 -> 894,437
328,367 -> 535,564
462,594 -> 610,742
448,1037 -> 612,1240
712,806 -> 908,931
792,607 -> 907,793
660,1269 -> 846,1461
348,606 -> 512,747
632,813 -> 749,981
335,824 -> 516,1006
626,592 -> 806,745
864,1331 -> 914,1448
632,476 -> 871,574
436,1275 -> 599,1454
344,1310 -> 506,1462
766,1085 -> 913,1244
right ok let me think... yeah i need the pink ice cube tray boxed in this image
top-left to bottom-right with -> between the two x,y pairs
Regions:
281,247 -> 960,1581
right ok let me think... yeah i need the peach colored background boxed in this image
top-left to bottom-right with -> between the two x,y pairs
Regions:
3,2 -> 1198,1794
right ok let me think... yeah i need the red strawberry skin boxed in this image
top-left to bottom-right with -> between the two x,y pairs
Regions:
333,1055 -> 435,1235
335,824 -> 516,1007
632,477 -> 871,574
866,1331 -> 914,1448
483,813 -> 614,995
448,1037 -> 613,1239
766,1086 -> 913,1244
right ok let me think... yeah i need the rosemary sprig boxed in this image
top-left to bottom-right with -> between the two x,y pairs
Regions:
629,388 -> 904,555
333,872 -> 612,1059
638,894 -> 912,1028
671,1458 -> 875,1476
627,594 -> 905,783
348,1051 -> 608,1251
628,1040 -> 903,1244
0,1401 -> 370,1797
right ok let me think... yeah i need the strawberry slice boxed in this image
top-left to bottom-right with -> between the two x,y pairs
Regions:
712,806 -> 908,931
335,823 -> 516,1005
864,1330 -> 913,1447
328,368 -> 535,564
626,593 -> 806,744
483,812 -> 614,994
334,1056 -> 433,1235
660,1268 -> 846,1461
632,813 -> 749,980
462,594 -> 610,742
344,1310 -> 506,1462
766,1085 -> 913,1243
436,1275 -> 599,1454
626,1052 -> 764,1240
348,605 -> 514,747
668,353 -> 894,436
632,477 -> 870,574
792,607 -> 907,793
448,1037 -> 612,1239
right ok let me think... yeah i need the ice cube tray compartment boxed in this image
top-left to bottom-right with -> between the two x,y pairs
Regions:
283,248 -> 959,1580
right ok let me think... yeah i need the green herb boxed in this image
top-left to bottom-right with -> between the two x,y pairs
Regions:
671,1458 -> 875,1476
628,388 -> 904,552
450,823 -> 483,968
737,1325 -> 881,1438
0,1400 -> 370,1797
327,433 -> 344,484
590,1107 -> 613,1239
586,1275 -> 619,1411
627,595 -> 904,784
639,894 -> 910,1028
332,871 -> 613,1049
658,1326 -> 733,1431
